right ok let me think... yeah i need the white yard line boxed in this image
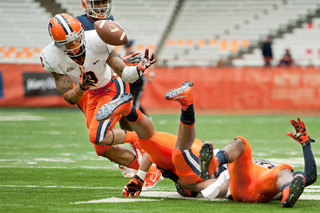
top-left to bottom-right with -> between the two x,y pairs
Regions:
1,184 -> 319,203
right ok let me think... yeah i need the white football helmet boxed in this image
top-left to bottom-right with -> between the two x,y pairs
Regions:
48,13 -> 86,57
82,0 -> 112,20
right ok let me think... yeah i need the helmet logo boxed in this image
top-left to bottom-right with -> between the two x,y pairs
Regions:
48,22 -> 53,38
109,24 -> 119,32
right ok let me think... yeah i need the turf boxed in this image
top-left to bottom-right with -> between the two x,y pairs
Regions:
0,108 -> 319,212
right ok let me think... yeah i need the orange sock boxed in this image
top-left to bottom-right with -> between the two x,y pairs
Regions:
124,130 -> 138,143
128,157 -> 140,170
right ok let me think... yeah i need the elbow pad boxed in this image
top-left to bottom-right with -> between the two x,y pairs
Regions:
121,66 -> 143,83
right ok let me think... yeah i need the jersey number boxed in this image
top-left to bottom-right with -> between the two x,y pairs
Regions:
82,71 -> 98,84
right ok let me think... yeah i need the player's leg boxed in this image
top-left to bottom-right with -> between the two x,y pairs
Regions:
274,168 -> 305,208
96,92 -> 154,140
100,145 -> 140,170
165,81 -> 195,150
199,137 -> 245,180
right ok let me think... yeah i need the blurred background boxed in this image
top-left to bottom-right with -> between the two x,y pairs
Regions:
1,0 -> 320,113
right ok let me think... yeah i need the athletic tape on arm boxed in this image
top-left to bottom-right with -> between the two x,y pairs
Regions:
122,66 -> 142,83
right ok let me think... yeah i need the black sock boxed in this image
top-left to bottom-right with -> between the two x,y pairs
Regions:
180,104 -> 195,125
216,150 -> 229,166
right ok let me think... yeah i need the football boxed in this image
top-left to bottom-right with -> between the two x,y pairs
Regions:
94,20 -> 128,46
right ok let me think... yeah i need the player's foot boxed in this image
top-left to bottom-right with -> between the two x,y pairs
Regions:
96,93 -> 132,121
165,81 -> 194,111
142,166 -> 163,191
175,183 -> 198,197
281,174 -> 305,207
119,165 -> 137,178
199,142 -> 217,180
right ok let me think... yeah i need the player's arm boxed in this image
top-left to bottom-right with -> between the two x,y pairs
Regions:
160,168 -> 229,199
107,49 -> 156,83
52,72 -> 85,105
122,153 -> 153,197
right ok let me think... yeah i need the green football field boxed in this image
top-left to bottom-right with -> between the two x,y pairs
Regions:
0,108 -> 319,213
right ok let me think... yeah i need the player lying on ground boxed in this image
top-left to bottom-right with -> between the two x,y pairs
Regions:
99,81 -> 317,207
40,13 -> 161,189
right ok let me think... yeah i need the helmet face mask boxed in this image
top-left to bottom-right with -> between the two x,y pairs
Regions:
48,13 -> 86,57
82,0 -> 112,20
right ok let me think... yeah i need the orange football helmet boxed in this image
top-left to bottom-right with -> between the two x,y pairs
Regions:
82,0 -> 112,20
48,13 -> 85,57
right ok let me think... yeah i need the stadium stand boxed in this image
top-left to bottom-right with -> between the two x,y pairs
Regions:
0,0 -> 320,67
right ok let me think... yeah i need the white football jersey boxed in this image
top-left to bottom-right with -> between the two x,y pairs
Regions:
40,30 -> 115,90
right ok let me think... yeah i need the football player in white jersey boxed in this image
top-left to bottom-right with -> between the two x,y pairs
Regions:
40,13 -> 156,176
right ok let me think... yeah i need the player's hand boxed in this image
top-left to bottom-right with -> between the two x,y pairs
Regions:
122,52 -> 142,66
122,175 -> 144,197
79,67 -> 97,90
286,118 -> 315,145
137,49 -> 156,72
157,166 -> 178,183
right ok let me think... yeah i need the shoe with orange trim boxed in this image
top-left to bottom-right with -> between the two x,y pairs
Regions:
142,165 -> 163,191
165,81 -> 194,111
96,93 -> 132,121
199,141 -> 218,180
281,174 -> 305,207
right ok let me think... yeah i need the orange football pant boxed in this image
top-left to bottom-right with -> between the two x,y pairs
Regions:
77,76 -> 130,156
228,136 -> 293,202
137,131 -> 206,184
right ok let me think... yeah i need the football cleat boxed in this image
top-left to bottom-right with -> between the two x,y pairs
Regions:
175,183 -> 198,197
281,174 -> 305,207
143,166 -> 163,191
119,165 -> 137,178
130,140 -> 145,164
96,93 -> 132,121
165,81 -> 194,111
199,142 -> 218,180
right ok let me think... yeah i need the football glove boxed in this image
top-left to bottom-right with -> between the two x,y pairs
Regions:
286,118 -> 315,145
137,49 -> 156,72
122,52 -> 142,66
122,175 -> 144,197
157,166 -> 179,183
79,67 -> 97,90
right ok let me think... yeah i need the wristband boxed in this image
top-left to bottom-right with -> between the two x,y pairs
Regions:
73,87 -> 82,97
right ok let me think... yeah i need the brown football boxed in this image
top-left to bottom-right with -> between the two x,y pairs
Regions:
94,20 -> 128,46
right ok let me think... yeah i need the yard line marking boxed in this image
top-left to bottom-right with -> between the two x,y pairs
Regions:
73,197 -> 161,204
0,165 -> 117,170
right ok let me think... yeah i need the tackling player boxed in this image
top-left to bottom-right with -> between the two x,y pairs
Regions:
40,13 -> 159,188
96,81 -> 316,207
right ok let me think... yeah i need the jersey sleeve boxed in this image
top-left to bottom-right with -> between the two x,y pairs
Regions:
40,43 -> 66,75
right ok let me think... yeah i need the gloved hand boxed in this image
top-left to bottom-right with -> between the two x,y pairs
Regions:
122,52 -> 142,66
286,118 -> 315,145
122,175 -> 144,197
157,166 -> 179,183
137,49 -> 156,72
79,67 -> 97,90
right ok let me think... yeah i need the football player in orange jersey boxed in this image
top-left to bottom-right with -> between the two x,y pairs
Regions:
97,81 -> 316,207
76,0 -> 159,181
40,13 -> 159,187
